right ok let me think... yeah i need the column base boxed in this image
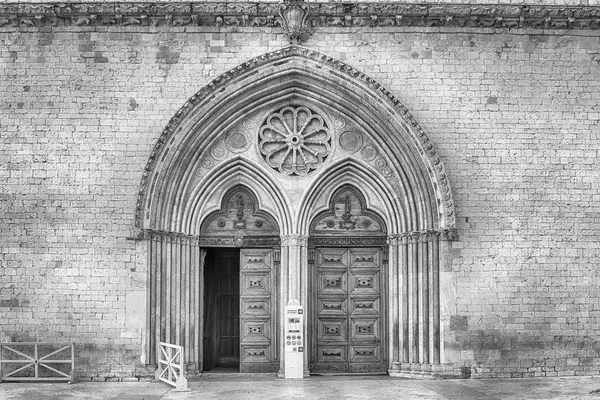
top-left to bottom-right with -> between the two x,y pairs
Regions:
388,363 -> 458,379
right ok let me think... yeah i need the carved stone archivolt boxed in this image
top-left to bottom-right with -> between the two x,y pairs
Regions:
2,3 -> 600,30
258,105 -> 331,176
137,46 -> 456,232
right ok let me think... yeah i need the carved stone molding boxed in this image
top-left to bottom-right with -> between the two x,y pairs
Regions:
389,228 -> 458,244
1,3 -> 599,30
142,228 -> 281,247
309,236 -> 388,247
144,228 -> 200,243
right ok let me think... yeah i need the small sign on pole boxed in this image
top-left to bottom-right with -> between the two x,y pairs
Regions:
284,299 -> 304,379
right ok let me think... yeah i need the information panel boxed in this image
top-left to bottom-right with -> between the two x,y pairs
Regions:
284,299 -> 304,379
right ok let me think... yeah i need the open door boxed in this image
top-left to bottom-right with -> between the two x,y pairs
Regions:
203,248 -> 241,370
239,248 -> 279,373
202,247 -> 279,372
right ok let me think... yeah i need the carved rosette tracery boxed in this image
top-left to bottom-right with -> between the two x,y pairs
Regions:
258,105 -> 331,176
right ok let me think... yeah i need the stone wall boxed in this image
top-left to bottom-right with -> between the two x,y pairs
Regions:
1,8 -> 599,379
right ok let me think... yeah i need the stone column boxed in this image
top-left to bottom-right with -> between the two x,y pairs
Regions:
387,236 -> 401,372
147,230 -> 202,370
281,234 -> 308,301
399,234 -> 410,369
420,233 -> 430,371
279,234 -> 309,376
386,229 -> 454,377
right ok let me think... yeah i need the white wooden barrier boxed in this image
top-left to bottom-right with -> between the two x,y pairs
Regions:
155,342 -> 190,391
0,342 -> 75,383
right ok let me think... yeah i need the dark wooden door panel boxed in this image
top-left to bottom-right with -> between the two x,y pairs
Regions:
239,248 -> 278,372
312,247 -> 385,373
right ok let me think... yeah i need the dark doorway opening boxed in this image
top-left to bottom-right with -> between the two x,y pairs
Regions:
203,248 -> 240,371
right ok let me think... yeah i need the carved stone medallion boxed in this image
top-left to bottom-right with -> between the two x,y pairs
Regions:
225,129 -> 251,153
339,130 -> 364,154
258,105 -> 331,176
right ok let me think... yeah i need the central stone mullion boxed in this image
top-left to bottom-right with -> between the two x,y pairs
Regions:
280,234 -> 309,375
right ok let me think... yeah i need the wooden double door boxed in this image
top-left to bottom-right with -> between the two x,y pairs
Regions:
202,246 -> 386,373
310,247 -> 387,373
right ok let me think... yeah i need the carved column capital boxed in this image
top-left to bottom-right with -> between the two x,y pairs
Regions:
394,228 -> 458,243
281,234 -> 309,247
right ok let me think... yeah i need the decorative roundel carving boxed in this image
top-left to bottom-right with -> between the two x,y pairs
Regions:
258,106 -> 331,176
201,158 -> 214,169
333,117 -> 346,130
225,130 -> 250,153
339,130 -> 364,154
374,157 -> 387,170
210,142 -> 227,160
360,145 -> 378,162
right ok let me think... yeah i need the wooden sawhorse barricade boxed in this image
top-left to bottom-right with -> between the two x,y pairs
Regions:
155,342 -> 190,391
0,342 -> 75,383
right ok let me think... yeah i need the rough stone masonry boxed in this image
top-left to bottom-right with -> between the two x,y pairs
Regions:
1,0 -> 600,380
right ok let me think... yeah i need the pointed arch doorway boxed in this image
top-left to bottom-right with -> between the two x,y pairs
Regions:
199,186 -> 281,373
137,46 -> 457,377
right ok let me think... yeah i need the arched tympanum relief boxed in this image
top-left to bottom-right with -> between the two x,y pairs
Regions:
200,186 -> 279,238
310,185 -> 386,237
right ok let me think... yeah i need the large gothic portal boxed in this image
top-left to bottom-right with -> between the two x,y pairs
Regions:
137,46 -> 456,377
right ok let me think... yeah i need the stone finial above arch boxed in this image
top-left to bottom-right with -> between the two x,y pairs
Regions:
135,45 -> 455,235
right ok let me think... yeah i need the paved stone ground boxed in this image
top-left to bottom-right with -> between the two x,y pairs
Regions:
2,375 -> 600,400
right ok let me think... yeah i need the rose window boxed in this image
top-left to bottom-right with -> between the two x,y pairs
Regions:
258,106 -> 331,176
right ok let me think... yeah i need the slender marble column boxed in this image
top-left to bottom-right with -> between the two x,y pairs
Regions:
420,234 -> 430,367
430,233 -> 440,365
280,234 -> 309,375
409,232 -> 420,366
400,235 -> 410,366
388,236 -> 400,370
148,232 -> 203,369
278,239 -> 290,376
